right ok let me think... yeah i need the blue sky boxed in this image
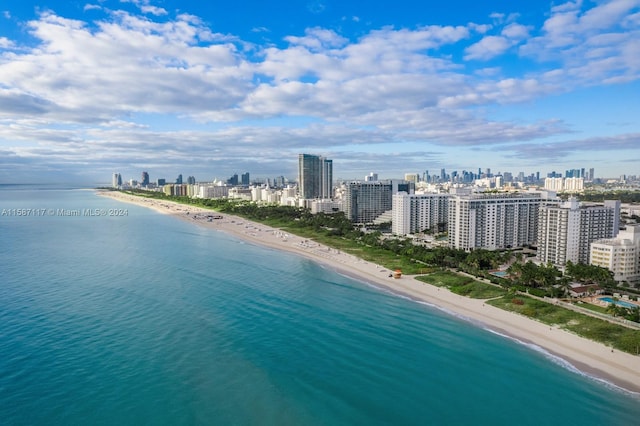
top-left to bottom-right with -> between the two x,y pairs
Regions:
0,0 -> 639,184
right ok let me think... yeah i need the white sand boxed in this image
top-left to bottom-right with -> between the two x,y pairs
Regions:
99,190 -> 640,393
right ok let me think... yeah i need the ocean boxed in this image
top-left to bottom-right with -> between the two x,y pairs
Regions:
1,186 -> 639,425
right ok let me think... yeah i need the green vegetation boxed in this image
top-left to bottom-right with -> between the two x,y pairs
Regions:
574,302 -> 609,314
488,296 -> 640,354
578,190 -> 640,203
416,271 -> 507,299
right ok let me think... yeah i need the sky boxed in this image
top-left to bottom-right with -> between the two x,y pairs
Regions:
0,0 -> 639,184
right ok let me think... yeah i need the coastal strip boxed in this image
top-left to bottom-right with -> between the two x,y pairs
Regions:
98,190 -> 640,394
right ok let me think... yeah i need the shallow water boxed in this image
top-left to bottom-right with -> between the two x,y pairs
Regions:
1,187 -> 638,425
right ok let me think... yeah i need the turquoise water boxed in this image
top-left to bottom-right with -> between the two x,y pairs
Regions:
1,187 -> 639,425
599,297 -> 639,309
490,271 -> 509,277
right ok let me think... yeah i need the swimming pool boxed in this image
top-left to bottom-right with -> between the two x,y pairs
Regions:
598,297 -> 639,309
490,271 -> 510,278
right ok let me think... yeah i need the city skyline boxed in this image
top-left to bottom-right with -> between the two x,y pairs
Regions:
109,162 -> 612,187
1,1 -> 639,183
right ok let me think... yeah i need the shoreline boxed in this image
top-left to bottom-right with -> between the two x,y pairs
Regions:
98,190 -> 640,394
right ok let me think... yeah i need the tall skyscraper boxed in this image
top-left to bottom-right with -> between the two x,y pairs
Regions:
112,173 -> 122,188
298,154 -> 332,199
241,172 -> 250,186
227,174 -> 238,185
141,171 -> 149,186
176,174 -> 183,184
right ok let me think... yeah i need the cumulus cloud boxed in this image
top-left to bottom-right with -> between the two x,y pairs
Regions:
0,1 -> 638,180
464,35 -> 511,60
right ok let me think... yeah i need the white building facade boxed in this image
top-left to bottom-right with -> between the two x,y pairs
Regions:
537,198 -> 620,266
590,225 -> 640,284
392,192 -> 450,236
448,192 -> 545,251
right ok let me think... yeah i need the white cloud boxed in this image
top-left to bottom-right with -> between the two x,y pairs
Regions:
0,36 -> 14,48
463,23 -> 530,61
284,27 -> 348,50
501,23 -> 530,39
0,2 -> 638,180
119,0 -> 167,15
464,35 -> 511,60
83,4 -> 102,12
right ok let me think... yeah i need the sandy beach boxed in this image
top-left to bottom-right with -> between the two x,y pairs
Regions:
99,190 -> 640,394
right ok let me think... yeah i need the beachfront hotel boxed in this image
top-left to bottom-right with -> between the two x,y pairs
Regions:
590,224 -> 640,284
447,190 -> 548,251
537,198 -> 620,267
298,154 -> 333,200
392,192 -> 450,236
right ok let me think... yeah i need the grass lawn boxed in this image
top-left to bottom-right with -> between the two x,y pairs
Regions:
488,295 -> 640,355
573,301 -> 609,314
416,271 -> 507,299
417,270 -> 472,287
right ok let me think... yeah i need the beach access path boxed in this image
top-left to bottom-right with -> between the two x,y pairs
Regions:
99,190 -> 640,394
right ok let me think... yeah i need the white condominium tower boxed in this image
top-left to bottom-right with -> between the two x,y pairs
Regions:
298,154 -> 333,200
537,198 -> 620,266
590,225 -> 640,284
392,192 -> 450,236
543,177 -> 584,192
448,191 -> 546,251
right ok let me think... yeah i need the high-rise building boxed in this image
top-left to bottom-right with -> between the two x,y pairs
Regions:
343,181 -> 393,223
112,173 -> 122,188
590,225 -> 640,284
241,172 -> 250,186
544,177 -> 564,191
404,173 -> 419,184
157,178 -> 166,186
176,174 -> 183,184
187,176 -> 196,185
298,154 -> 332,199
537,198 -> 620,266
141,171 -> 149,186
448,191 -> 547,251
392,192 -> 450,236
364,172 -> 378,182
544,177 -> 584,192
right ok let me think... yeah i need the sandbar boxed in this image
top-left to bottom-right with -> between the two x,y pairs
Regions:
99,190 -> 640,394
